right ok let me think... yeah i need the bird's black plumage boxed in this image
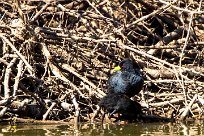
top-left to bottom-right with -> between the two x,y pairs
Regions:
98,93 -> 142,120
107,59 -> 144,97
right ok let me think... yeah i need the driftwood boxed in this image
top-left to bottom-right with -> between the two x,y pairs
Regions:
0,0 -> 204,125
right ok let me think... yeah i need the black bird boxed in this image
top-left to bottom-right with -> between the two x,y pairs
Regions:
98,93 -> 142,121
107,58 -> 144,97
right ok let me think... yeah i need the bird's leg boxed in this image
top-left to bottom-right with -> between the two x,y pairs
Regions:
109,109 -> 118,118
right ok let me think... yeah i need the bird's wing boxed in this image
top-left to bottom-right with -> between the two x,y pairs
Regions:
107,71 -> 122,88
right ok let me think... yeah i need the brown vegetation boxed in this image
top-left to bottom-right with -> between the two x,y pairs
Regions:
0,0 -> 204,124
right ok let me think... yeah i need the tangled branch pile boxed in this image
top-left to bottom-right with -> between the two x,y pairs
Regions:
0,0 -> 204,124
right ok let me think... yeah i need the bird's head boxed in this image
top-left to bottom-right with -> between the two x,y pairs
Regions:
113,58 -> 140,72
119,58 -> 134,71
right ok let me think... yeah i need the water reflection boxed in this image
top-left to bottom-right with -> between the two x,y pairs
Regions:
0,120 -> 204,136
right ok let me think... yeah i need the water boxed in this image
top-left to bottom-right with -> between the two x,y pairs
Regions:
0,120 -> 203,136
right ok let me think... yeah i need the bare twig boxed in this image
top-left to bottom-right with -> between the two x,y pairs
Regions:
13,60 -> 24,96
0,34 -> 34,74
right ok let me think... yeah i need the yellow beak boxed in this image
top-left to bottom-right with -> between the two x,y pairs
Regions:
113,66 -> 121,72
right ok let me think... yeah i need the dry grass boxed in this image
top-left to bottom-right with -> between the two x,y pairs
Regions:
0,0 -> 204,123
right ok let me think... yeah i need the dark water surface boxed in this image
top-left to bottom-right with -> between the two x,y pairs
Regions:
0,120 -> 203,136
